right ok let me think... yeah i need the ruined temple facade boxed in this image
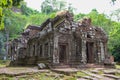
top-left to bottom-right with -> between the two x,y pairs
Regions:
8,11 -> 112,67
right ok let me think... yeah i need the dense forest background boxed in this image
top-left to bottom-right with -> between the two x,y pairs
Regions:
0,0 -> 120,62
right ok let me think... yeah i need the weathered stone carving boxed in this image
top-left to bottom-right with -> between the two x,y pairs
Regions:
8,11 -> 113,67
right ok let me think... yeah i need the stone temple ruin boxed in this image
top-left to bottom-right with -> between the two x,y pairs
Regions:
8,11 -> 114,68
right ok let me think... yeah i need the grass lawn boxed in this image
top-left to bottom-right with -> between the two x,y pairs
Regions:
115,64 -> 120,69
0,60 -> 10,67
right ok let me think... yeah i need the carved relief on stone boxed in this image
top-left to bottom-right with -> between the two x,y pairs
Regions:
58,34 -> 68,43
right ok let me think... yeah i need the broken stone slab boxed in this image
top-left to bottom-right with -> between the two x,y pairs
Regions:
89,70 -> 99,74
82,76 -> 99,80
117,70 -> 120,74
45,73 -> 64,77
103,69 -> 116,74
51,68 -> 78,75
0,67 -> 50,77
81,70 -> 114,80
103,74 -> 120,79
77,78 -> 88,80
38,63 -> 46,69
81,70 -> 102,79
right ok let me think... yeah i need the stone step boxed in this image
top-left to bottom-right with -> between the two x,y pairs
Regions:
45,73 -> 64,77
81,70 -> 102,79
51,68 -> 78,75
85,64 -> 104,68
89,70 -> 100,74
103,74 -> 120,79
52,65 -> 70,68
81,70 -> 114,80
103,69 -> 116,74
82,76 -> 99,80
77,78 -> 88,80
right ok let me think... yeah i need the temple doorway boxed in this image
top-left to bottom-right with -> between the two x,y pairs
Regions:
59,45 -> 67,63
86,42 -> 94,63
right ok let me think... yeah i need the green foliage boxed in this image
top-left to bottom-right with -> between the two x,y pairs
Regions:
3,9 -> 27,40
28,13 -> 50,26
76,71 -> 88,77
112,45 -> 120,62
20,2 -> 39,16
0,60 -> 10,67
0,0 -> 23,30
41,0 -> 67,14
50,13 -> 56,19
0,32 -> 5,59
111,8 -> 120,22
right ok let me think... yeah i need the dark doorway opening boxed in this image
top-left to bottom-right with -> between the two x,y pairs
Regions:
86,42 -> 94,63
59,45 -> 66,63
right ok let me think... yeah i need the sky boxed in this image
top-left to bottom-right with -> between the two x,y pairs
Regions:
24,0 -> 120,15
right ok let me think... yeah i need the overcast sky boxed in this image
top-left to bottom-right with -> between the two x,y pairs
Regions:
24,0 -> 120,15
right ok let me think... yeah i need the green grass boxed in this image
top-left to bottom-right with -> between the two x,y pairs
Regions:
0,60 -> 10,67
0,75 -> 13,80
76,71 -> 89,77
115,73 -> 120,77
115,65 -> 120,69
63,75 -> 76,80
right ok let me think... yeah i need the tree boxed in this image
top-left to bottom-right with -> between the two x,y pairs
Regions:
41,0 -> 66,14
111,0 -> 117,4
0,0 -> 23,30
111,9 -> 120,22
68,3 -> 76,13
28,13 -> 50,26
0,32 -> 5,59
3,9 -> 27,40
20,2 -> 39,16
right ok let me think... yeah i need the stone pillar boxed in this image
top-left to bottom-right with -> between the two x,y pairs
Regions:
94,42 -> 97,63
68,38 -> 72,63
81,39 -> 87,64
42,44 -> 44,57
35,43 -> 38,56
30,44 -> 33,57
48,42 -> 50,57
97,41 -> 101,63
53,33 -> 59,64
100,42 -> 105,62
26,44 -> 29,57
104,43 -> 107,57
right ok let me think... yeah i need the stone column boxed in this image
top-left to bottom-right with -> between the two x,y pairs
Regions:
68,38 -> 72,63
42,44 -> 44,57
81,39 -> 87,64
104,43 -> 107,57
26,45 -> 29,57
29,45 -> 32,57
48,42 -> 50,57
93,42 -> 97,63
97,41 -> 101,63
100,41 -> 105,62
53,33 -> 59,64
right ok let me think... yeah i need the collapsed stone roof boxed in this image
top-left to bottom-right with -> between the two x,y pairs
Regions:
26,25 -> 41,30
